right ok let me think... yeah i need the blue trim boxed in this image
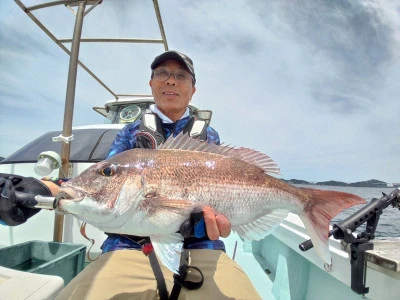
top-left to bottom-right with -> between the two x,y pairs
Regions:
101,235 -> 141,253
185,239 -> 226,252
193,218 -> 206,238
101,235 -> 225,254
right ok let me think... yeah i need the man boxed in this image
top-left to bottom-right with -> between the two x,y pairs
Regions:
0,51 -> 261,299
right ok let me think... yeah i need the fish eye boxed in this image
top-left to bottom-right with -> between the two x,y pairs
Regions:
100,165 -> 116,177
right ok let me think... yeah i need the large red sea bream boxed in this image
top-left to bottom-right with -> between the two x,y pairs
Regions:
57,133 -> 365,273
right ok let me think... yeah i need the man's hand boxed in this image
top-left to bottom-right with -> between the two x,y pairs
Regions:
180,206 -> 231,240
203,206 -> 231,240
0,177 -> 24,225
0,174 -> 52,226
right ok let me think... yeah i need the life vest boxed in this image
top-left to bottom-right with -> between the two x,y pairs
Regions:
133,111 -> 207,299
135,111 -> 208,149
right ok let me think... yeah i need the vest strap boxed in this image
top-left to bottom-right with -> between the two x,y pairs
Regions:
136,112 -> 208,149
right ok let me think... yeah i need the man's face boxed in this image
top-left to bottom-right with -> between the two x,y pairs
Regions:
149,59 -> 196,121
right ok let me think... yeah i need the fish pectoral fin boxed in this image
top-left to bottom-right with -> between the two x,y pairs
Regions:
140,195 -> 195,225
144,195 -> 194,209
233,209 -> 289,241
150,233 -> 184,274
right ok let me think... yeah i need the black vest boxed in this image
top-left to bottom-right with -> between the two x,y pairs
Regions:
135,112 -> 208,149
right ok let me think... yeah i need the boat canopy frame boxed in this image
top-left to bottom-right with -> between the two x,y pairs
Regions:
14,0 -> 170,242
15,0 -> 169,100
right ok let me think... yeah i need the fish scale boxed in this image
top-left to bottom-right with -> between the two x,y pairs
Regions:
57,133 -> 365,273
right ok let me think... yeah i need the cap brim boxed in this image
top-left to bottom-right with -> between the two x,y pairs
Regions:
151,52 -> 188,70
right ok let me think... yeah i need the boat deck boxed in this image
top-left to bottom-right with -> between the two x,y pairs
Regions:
365,239 -> 400,272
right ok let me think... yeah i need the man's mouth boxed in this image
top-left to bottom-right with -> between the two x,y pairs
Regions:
163,91 -> 179,96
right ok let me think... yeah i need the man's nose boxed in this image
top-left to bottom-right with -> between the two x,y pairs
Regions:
165,73 -> 176,85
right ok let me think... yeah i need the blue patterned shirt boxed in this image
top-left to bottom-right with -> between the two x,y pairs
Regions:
107,116 -> 220,158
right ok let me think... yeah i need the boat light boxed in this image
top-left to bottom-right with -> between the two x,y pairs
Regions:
34,151 -> 62,176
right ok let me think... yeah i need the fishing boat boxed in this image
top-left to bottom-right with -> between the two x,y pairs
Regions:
1,1 -> 399,299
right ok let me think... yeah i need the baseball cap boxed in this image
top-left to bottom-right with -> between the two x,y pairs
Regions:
151,50 -> 196,83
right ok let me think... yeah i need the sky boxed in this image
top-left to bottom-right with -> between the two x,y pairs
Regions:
0,0 -> 399,184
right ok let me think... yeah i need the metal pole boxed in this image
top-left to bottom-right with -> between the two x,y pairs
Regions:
54,1 -> 86,242
153,0 -> 169,51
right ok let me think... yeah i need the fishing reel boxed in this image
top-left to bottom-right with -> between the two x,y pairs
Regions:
299,188 -> 400,295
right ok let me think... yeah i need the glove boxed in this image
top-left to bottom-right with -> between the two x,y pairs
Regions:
180,211 -> 206,239
0,173 -> 51,226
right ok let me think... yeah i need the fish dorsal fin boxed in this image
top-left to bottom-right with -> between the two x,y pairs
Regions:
159,132 -> 281,175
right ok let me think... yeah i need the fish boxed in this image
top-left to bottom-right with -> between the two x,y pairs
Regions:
57,133 -> 365,273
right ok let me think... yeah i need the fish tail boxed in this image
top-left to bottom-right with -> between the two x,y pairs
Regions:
298,188 -> 365,264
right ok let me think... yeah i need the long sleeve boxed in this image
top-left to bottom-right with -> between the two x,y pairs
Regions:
106,122 -> 140,159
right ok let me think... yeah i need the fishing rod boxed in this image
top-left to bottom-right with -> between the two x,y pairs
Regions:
299,188 -> 400,295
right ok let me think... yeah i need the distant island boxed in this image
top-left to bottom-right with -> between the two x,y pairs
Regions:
283,178 -> 391,188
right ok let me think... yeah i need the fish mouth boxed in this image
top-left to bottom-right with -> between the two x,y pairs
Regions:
54,188 -> 128,231
55,186 -> 85,213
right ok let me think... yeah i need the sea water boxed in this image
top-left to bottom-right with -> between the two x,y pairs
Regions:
295,184 -> 399,238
